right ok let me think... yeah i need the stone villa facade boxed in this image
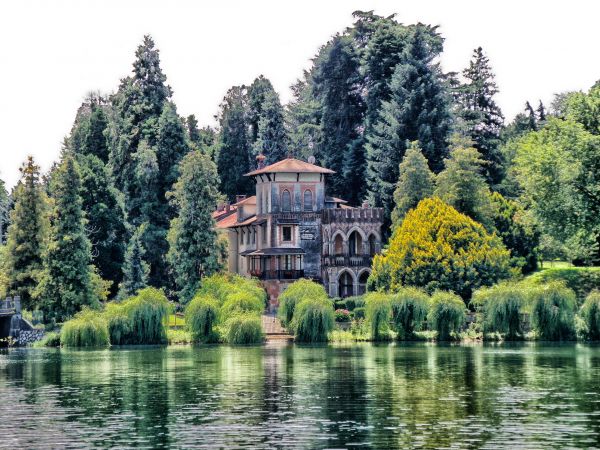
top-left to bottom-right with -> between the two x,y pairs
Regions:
215,157 -> 383,311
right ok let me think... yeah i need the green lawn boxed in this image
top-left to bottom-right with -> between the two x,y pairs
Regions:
167,314 -> 185,328
539,260 -> 573,269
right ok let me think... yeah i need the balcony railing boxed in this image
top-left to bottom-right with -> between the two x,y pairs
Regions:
255,269 -> 305,281
322,254 -> 373,267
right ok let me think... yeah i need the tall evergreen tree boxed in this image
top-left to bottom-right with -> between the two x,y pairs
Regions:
119,226 -> 149,299
312,34 -> 365,202
457,47 -> 505,185
0,178 -> 9,243
216,86 -> 254,200
37,156 -> 96,322
434,141 -> 493,228
247,76 -> 277,144
365,27 -> 452,228
537,100 -> 547,122
167,151 -> 223,303
525,101 -> 537,131
5,157 -> 49,309
252,90 -> 288,163
285,76 -> 322,160
391,141 -> 435,228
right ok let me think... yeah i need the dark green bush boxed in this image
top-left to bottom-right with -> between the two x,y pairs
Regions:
197,273 -> 266,306
390,287 -> 430,340
278,279 -> 328,327
428,291 -> 465,341
61,309 -> 110,348
291,297 -> 335,343
223,314 -> 264,344
343,296 -> 365,311
104,302 -> 131,345
35,331 -> 61,347
353,307 -> 366,320
529,281 -> 576,340
185,295 -> 220,343
581,291 -> 600,340
527,268 -> 600,305
220,291 -> 264,320
474,283 -> 525,340
365,293 -> 392,341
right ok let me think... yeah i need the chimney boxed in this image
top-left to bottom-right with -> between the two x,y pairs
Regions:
236,195 -> 247,204
362,201 -> 369,208
256,153 -> 266,169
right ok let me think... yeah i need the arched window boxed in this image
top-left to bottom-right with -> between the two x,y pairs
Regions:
281,190 -> 291,212
303,189 -> 313,211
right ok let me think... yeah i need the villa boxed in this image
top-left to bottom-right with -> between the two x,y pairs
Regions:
215,156 -> 383,311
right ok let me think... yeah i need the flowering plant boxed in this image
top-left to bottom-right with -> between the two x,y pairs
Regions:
334,308 -> 351,322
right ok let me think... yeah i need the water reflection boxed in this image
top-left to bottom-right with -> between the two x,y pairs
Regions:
1,343 -> 600,448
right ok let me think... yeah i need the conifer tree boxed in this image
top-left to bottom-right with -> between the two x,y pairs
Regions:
5,157 -> 49,309
167,151 -> 223,303
537,100 -> 547,122
37,156 -> 96,321
247,76 -> 277,144
458,47 -> 505,185
252,90 -> 288,163
186,114 -> 202,146
83,100 -> 110,163
391,141 -> 435,228
216,86 -> 253,200
119,226 -> 149,299
525,101 -> 537,131
366,27 -> 451,228
435,140 -> 493,228
0,178 -> 9,243
312,34 -> 365,202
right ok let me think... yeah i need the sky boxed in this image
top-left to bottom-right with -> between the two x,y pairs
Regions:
1,0 -> 599,188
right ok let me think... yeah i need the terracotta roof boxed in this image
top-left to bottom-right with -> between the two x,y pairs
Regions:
215,213 -> 239,229
248,247 -> 305,256
245,158 -> 335,176
233,195 -> 256,206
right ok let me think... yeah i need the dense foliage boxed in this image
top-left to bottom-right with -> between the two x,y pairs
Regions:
291,297 -> 335,343
580,291 -> 600,341
369,198 -> 512,299
526,268 -> 600,304
185,295 -> 220,343
529,282 -> 576,341
390,287 -> 430,340
278,279 -> 328,327
428,291 -> 466,341
473,283 -> 525,340
61,309 -> 110,348
365,293 -> 392,341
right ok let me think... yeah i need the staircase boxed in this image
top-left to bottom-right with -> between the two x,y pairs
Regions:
261,314 -> 293,341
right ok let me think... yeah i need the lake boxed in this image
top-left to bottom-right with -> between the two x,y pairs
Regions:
1,343 -> 600,449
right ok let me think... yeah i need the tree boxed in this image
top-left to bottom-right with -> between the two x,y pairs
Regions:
368,197 -> 511,299
119,226 -> 149,299
84,101 -> 110,162
0,178 -> 9,243
513,117 -> 600,264
167,151 -> 223,303
216,86 -> 253,200
37,156 -> 97,322
435,140 -> 493,228
457,47 -> 505,185
78,154 -> 127,294
565,83 -> 600,135
312,35 -> 365,202
391,141 -> 435,228
366,26 -> 452,228
5,157 -> 49,309
252,90 -> 288,164
537,100 -> 547,123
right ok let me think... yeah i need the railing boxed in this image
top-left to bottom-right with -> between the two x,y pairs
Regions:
256,270 -> 305,281
322,254 -> 373,267
0,297 -> 19,315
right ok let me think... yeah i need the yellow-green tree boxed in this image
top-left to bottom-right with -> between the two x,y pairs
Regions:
368,197 -> 512,299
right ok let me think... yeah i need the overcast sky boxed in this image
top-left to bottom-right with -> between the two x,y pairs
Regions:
1,0 -> 599,188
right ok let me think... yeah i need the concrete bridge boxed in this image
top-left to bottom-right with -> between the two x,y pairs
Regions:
0,296 -> 38,345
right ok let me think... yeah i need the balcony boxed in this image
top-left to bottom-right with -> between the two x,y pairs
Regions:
322,254 -> 373,268
255,269 -> 305,281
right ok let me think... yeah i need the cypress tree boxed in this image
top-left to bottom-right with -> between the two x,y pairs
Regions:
37,156 -> 96,322
83,100 -> 110,163
458,47 -> 505,185
391,141 -> 435,228
525,101 -> 537,131
0,178 -> 9,243
365,27 -> 451,229
252,90 -> 288,164
5,157 -> 49,309
119,226 -> 149,299
216,86 -> 253,200
167,151 -> 223,303
312,34 -> 365,202
537,100 -> 547,122
247,76 -> 277,144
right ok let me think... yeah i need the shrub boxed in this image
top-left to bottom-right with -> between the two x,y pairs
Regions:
428,291 -> 466,341
526,268 -> 600,305
365,293 -> 392,341
278,279 -> 328,326
291,297 -> 335,343
390,287 -> 430,340
197,273 -> 266,306
343,296 -> 364,311
185,295 -> 220,343
353,307 -> 366,320
167,329 -> 193,345
125,288 -> 171,344
368,197 -> 512,298
334,309 -> 351,322
529,282 -> 576,340
220,291 -> 264,319
34,331 -> 61,348
61,309 -> 110,348
104,302 -> 131,345
473,283 -> 525,340
581,291 -> 600,340
223,314 -> 264,344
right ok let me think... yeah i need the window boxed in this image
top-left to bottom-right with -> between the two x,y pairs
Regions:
281,189 -> 291,212
282,226 -> 292,242
303,189 -> 313,211
252,229 -> 255,244
283,255 -> 292,270
262,224 -> 267,243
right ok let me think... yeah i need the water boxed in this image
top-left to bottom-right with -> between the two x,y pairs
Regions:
2,343 -> 600,449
